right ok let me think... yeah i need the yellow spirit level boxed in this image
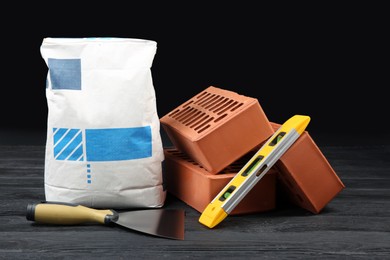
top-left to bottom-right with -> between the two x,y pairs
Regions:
199,115 -> 311,228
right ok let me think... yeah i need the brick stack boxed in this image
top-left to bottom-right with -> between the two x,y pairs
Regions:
160,86 -> 345,215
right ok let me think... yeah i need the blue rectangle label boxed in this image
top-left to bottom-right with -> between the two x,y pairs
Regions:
85,126 -> 152,161
48,58 -> 81,90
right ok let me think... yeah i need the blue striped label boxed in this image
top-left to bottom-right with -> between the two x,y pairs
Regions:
53,128 -> 84,161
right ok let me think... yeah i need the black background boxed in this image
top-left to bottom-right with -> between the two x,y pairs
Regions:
1,4 -> 387,143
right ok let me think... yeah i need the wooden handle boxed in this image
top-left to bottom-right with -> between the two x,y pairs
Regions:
26,201 -> 118,225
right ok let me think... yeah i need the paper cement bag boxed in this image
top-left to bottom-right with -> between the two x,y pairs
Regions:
40,37 -> 166,209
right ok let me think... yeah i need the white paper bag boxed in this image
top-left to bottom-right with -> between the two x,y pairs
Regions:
40,37 -> 166,209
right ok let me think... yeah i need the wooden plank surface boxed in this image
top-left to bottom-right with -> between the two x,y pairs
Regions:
0,143 -> 389,259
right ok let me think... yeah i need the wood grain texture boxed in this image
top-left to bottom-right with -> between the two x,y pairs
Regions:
0,142 -> 389,259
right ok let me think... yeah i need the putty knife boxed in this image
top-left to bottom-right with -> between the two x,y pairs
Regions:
26,201 -> 185,240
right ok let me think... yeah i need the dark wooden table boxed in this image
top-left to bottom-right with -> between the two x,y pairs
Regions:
1,133 -> 389,259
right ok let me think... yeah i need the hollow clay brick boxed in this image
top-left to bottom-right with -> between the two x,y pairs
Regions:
160,86 -> 274,174
164,148 -> 276,215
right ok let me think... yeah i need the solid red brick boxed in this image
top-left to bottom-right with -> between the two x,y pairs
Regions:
271,122 -> 346,214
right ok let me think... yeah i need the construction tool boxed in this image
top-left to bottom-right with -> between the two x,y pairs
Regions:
199,115 -> 311,228
26,201 -> 185,240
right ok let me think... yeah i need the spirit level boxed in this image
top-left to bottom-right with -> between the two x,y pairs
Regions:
199,115 -> 311,228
